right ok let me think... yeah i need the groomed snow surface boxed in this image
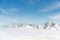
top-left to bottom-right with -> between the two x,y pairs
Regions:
0,27 -> 60,40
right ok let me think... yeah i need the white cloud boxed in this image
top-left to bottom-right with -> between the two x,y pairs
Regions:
49,12 -> 60,20
0,9 -> 9,14
38,2 -> 60,12
22,0 -> 40,5
9,8 -> 20,12
0,8 -> 20,14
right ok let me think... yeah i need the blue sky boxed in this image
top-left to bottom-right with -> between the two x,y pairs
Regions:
0,0 -> 60,25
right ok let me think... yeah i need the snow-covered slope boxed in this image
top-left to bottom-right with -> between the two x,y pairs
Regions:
0,27 -> 60,40
0,22 -> 60,40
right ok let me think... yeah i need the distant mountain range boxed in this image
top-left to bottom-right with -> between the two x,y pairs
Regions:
1,21 -> 60,31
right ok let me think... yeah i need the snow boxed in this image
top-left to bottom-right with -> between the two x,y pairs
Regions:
23,25 -> 34,29
0,27 -> 60,40
0,22 -> 60,40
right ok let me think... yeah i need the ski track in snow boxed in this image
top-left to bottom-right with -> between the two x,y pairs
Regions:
0,28 -> 60,40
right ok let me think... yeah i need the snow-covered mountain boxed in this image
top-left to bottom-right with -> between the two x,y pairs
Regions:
1,22 -> 60,31
43,21 -> 60,30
